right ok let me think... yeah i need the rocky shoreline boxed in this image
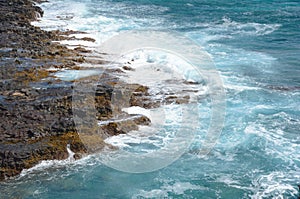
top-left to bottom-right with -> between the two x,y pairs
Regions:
0,0 -> 201,181
0,0 -> 151,180
0,0 -> 89,180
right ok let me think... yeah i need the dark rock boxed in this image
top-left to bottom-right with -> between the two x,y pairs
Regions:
80,37 -> 96,42
0,0 -> 155,181
122,65 -> 134,71
74,47 -> 92,53
0,0 -> 88,181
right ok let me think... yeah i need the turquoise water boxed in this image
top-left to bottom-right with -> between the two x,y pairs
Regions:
1,0 -> 300,198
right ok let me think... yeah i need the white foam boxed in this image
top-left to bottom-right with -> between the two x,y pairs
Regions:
54,69 -> 103,81
214,16 -> 281,36
31,0 -> 88,31
213,173 -> 257,191
224,84 -> 261,92
20,144 -> 76,177
104,104 -> 185,153
187,29 -> 278,89
133,189 -> 168,198
32,0 -> 167,48
120,49 -> 204,83
122,106 -> 152,121
133,181 -> 207,198
244,110 -> 300,165
66,144 -> 75,161
251,171 -> 299,198
98,114 -> 145,126
116,49 -> 207,107
208,149 -> 237,162
163,182 -> 207,194
59,39 -> 98,48
213,46 -> 276,70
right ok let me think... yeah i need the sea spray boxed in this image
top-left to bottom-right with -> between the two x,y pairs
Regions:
1,0 -> 299,198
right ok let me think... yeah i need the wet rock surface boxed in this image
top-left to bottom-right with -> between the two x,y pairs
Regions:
0,0 -> 85,180
0,0 -> 150,180
0,0 -> 199,181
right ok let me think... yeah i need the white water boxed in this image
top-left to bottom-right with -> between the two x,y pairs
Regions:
7,0 -> 297,198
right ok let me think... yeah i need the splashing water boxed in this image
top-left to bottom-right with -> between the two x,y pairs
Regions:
1,0 -> 299,198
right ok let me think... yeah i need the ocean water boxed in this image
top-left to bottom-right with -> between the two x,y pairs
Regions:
1,0 -> 300,198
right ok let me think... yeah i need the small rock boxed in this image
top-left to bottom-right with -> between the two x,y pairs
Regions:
80,37 -> 95,42
122,65 -> 134,71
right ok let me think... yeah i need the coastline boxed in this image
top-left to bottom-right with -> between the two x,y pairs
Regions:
0,0 -> 299,197
0,0 -> 158,181
0,0 -> 203,180
0,0 -> 88,180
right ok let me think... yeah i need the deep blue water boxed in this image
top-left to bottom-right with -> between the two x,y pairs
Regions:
1,0 -> 299,198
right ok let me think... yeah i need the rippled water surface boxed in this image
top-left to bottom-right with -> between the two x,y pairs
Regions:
1,0 -> 300,198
